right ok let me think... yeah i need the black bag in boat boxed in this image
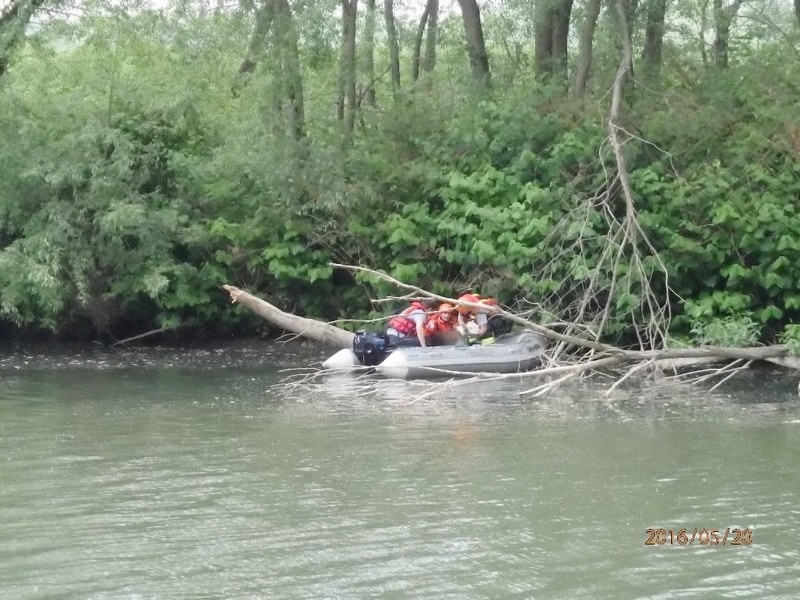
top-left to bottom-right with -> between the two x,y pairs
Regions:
352,330 -> 392,366
486,314 -> 513,337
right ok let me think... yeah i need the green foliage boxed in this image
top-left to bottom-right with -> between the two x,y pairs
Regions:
690,314 -> 760,348
1,0 -> 799,347
779,325 -> 800,357
0,14 -> 228,337
259,227 -> 334,284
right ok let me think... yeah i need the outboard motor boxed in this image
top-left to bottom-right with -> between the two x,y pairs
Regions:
352,330 -> 392,366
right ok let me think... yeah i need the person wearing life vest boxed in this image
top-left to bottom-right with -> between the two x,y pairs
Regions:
456,293 -> 509,341
386,300 -> 430,346
425,302 -> 459,345
456,293 -> 490,338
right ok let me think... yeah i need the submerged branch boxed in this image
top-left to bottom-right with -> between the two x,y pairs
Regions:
111,326 -> 181,347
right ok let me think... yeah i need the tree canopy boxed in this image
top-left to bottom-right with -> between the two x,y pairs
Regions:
0,0 -> 799,360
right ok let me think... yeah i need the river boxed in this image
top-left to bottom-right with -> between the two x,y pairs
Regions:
1,341 -> 799,599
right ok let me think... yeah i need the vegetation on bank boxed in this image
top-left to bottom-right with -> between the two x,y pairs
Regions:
1,0 -> 799,352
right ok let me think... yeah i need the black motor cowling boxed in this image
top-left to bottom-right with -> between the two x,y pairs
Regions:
353,330 -> 392,366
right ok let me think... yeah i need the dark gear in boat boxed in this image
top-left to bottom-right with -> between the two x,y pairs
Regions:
352,330 -> 392,366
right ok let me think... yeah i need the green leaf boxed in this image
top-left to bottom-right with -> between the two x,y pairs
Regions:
720,263 -> 750,284
616,292 -> 639,314
756,305 -> 783,322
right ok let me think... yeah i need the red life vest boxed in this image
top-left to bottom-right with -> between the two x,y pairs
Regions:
425,304 -> 457,335
387,301 -> 428,336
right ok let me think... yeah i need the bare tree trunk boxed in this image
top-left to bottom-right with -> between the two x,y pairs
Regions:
361,0 -> 376,107
383,0 -> 401,92
712,0 -> 745,68
534,0 -> 554,76
603,0 -> 638,99
712,0 -> 728,68
795,0 -> 800,28
339,0 -> 358,137
457,0 -> 490,84
223,286 -> 355,348
535,0 -> 574,86
411,1 -> 431,81
233,1 -> 275,94
233,0 -> 305,140
609,0 -> 636,228
641,0 -> 668,83
699,0 -> 710,65
571,0 -> 603,99
422,0 -> 438,74
274,0 -> 305,141
551,0 -> 574,80
412,0 -> 438,82
592,0 -> 673,351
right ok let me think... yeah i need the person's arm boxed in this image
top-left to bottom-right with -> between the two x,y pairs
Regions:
410,309 -> 428,347
416,318 -> 427,347
455,312 -> 467,336
475,313 -> 489,336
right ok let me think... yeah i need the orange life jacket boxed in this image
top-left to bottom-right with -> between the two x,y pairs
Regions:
387,301 -> 428,336
425,311 -> 456,334
457,294 -> 497,321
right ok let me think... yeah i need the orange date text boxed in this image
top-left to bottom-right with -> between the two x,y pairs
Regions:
645,527 -> 752,546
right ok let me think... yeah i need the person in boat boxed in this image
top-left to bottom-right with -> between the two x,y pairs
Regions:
455,293 -> 511,342
424,302 -> 461,346
385,299 -> 433,347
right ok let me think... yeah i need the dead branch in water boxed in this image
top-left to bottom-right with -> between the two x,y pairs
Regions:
111,327 -> 179,347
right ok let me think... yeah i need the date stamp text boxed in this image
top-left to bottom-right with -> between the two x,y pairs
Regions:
645,527 -> 752,546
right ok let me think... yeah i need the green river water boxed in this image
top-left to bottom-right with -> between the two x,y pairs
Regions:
1,341 -> 799,599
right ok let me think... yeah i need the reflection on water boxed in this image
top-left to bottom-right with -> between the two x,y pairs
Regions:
1,341 -> 799,599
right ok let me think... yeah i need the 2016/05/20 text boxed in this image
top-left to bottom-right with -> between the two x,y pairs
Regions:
645,528 -> 753,546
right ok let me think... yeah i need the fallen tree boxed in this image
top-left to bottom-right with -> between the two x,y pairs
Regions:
222,284 -> 355,348
223,271 -> 799,397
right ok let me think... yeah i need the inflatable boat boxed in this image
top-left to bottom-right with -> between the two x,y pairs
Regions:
322,330 -> 546,380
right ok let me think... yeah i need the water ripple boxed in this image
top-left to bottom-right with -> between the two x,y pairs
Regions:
2,346 -> 800,598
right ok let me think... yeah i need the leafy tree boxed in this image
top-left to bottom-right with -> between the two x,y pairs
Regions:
0,0 -> 798,352
1,0 -> 46,76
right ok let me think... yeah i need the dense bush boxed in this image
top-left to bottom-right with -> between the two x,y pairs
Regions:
1,3 -> 799,347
